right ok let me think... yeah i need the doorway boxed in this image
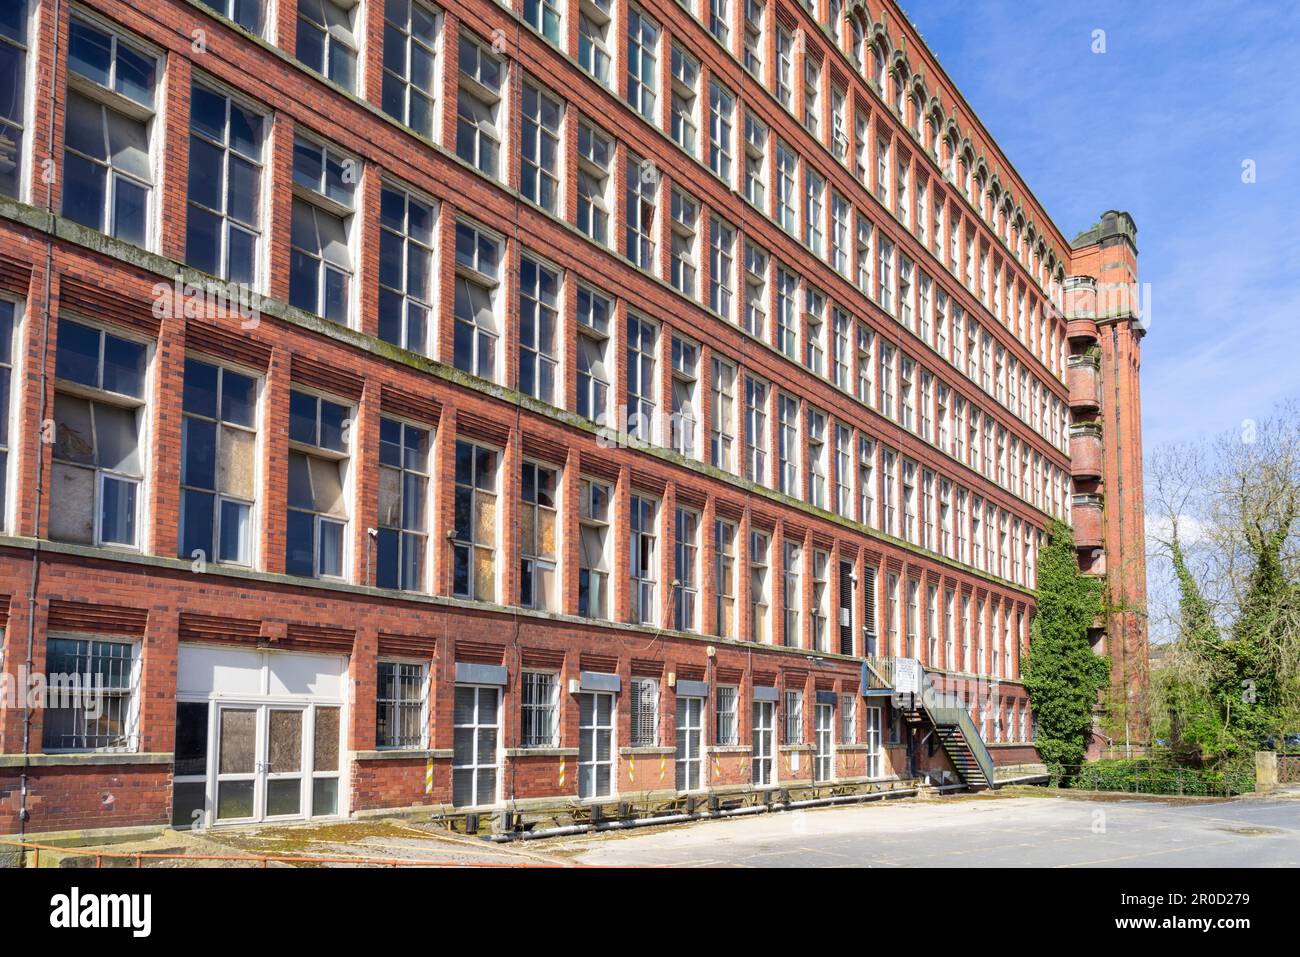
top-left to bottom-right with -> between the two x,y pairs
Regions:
172,645 -> 346,829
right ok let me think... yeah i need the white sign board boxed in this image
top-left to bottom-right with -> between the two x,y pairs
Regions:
894,657 -> 922,697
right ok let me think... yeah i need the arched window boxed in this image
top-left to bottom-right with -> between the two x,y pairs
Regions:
872,44 -> 886,91
851,19 -> 865,69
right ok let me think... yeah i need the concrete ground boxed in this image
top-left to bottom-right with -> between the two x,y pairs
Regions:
551,789 -> 1300,868
50,787 -> 1300,868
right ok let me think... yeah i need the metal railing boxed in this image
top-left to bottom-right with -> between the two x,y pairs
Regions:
1276,755 -> 1299,785
862,657 -> 997,789
0,837 -> 574,869
1045,763 -> 1255,797
923,688 -> 997,788
863,656 -> 893,691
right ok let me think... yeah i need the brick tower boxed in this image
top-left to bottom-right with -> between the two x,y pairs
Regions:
1065,211 -> 1149,750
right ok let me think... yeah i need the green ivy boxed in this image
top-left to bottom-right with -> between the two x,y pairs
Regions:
1021,520 -> 1110,778
1164,524 -> 1295,763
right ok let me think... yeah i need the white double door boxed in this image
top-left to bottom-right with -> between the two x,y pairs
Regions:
174,645 -> 346,828
213,702 -> 315,823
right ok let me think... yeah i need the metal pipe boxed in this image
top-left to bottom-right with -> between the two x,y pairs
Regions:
486,786 -> 926,842
20,0 -> 64,842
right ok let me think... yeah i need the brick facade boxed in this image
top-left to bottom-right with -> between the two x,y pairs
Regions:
0,0 -> 1141,836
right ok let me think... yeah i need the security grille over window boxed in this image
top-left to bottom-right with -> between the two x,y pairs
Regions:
42,637 -> 138,751
782,689 -> 803,745
376,661 -> 426,748
521,671 -> 558,748
715,685 -> 738,746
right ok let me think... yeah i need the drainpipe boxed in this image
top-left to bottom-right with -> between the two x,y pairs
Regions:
19,0 -> 64,842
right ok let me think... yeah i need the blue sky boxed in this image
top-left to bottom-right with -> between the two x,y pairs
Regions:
898,0 -> 1300,451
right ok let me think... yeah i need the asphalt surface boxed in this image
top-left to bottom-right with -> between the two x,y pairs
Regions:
551,791 -> 1300,867
85,789 -> 1300,868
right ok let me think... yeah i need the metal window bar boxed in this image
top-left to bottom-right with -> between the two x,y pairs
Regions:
521,672 -> 557,748
782,690 -> 802,745
376,661 -> 426,748
42,638 -> 137,751
715,686 -> 738,746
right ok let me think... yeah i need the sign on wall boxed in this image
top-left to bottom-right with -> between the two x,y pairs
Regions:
894,657 -> 922,697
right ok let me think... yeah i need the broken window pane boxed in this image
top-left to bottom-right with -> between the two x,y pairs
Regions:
53,393 -> 95,464
219,708 -> 256,774
314,706 -> 340,772
309,456 -> 345,516
268,709 -> 303,773
92,402 -> 140,474
217,424 -> 255,498
474,545 -> 494,601
378,464 -> 402,527
50,462 -> 95,543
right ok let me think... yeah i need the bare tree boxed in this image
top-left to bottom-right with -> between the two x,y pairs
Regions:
1144,402 -> 1300,755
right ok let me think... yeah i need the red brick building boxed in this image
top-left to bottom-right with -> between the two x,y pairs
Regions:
0,0 -> 1143,839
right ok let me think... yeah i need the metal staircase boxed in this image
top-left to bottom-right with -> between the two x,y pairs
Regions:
861,658 -> 997,791
925,696 -> 993,790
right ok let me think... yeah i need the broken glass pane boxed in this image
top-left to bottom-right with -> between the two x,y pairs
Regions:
314,706 -> 340,772
218,708 -> 256,774
53,393 -> 95,464
50,462 -> 95,543
268,709 -> 303,773
93,401 -> 140,474
217,424 -> 255,498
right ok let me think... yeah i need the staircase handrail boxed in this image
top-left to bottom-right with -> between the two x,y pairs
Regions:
921,687 -> 997,789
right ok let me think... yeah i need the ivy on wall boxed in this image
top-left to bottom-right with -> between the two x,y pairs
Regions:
1021,520 -> 1110,775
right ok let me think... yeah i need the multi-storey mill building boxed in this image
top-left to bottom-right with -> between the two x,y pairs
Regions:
0,0 -> 1144,837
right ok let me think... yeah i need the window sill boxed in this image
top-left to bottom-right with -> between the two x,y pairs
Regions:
618,746 -> 675,756
351,748 -> 452,761
503,748 -> 579,758
778,744 -> 813,752
706,746 -> 752,755
0,752 -> 172,768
